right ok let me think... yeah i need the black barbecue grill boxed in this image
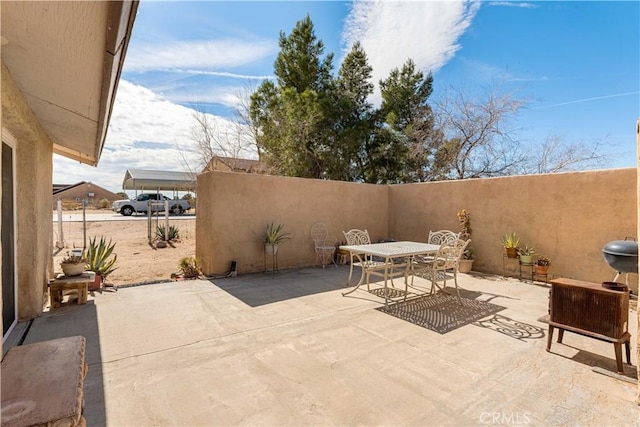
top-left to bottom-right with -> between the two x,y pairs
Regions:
602,238 -> 638,283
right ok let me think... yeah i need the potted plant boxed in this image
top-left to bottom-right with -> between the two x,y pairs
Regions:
457,209 -> 471,240
535,255 -> 550,275
518,245 -> 535,264
60,249 -> 86,277
85,236 -> 118,290
501,232 -> 520,258
459,247 -> 476,273
264,222 -> 292,255
456,209 -> 475,273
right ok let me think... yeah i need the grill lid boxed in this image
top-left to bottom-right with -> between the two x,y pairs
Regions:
602,239 -> 638,257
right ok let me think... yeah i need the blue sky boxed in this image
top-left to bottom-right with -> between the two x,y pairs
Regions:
53,0 -> 640,193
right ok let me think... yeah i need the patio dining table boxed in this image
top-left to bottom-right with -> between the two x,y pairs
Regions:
339,241 -> 440,307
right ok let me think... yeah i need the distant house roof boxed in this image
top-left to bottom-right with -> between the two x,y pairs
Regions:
53,182 -> 86,195
53,182 -> 122,208
204,156 -> 269,174
122,169 -> 196,192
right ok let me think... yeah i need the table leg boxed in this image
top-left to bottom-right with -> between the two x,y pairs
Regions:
342,253 -> 366,296
625,339 -> 631,364
614,343 -> 624,374
384,259 -> 390,307
546,325 -> 554,351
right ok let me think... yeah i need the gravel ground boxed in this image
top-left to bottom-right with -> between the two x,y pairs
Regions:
53,210 -> 196,286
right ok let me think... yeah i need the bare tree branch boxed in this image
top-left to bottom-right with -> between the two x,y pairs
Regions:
432,82 -> 528,179
523,134 -> 614,174
177,94 -> 259,174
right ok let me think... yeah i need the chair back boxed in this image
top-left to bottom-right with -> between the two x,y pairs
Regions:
428,230 -> 461,246
435,238 -> 471,270
311,222 -> 329,246
343,229 -> 371,246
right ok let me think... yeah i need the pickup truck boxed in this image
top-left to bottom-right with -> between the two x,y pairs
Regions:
112,193 -> 191,216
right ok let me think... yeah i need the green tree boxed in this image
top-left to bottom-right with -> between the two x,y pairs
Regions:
250,15 -> 334,178
331,42 -> 375,181
377,59 -> 436,183
250,17 -> 439,183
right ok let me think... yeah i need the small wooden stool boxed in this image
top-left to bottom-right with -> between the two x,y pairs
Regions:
49,272 -> 94,308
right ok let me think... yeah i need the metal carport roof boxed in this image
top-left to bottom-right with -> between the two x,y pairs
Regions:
122,169 -> 196,192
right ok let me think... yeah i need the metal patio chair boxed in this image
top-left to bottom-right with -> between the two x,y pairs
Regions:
310,222 -> 337,269
410,238 -> 471,305
342,229 -> 389,290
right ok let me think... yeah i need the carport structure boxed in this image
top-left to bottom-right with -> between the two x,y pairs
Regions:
122,169 -> 196,197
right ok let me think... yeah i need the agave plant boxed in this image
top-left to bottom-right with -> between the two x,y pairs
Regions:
501,232 -> 520,249
264,222 -> 292,244
85,236 -> 118,280
518,245 -> 535,256
156,224 -> 180,241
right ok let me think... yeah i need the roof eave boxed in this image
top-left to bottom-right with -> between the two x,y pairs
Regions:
93,0 -> 139,167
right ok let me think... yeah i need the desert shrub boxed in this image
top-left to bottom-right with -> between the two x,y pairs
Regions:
179,256 -> 202,278
97,198 -> 110,209
61,199 -> 82,210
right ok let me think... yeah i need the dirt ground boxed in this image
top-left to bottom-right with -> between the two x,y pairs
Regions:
53,211 -> 196,286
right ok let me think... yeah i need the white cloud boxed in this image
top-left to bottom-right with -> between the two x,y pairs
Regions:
457,57 -> 549,83
53,80 -> 258,193
488,2 -> 537,9
342,0 -> 480,104
124,39 -> 277,72
176,70 -> 274,80
164,85 -> 250,109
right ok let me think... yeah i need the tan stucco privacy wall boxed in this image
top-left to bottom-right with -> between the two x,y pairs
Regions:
197,168 -> 637,292
390,168 -> 637,290
2,61 -> 54,321
196,172 -> 388,276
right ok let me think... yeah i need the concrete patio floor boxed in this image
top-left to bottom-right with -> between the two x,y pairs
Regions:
22,267 -> 639,426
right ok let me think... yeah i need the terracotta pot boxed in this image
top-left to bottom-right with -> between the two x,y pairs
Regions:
88,273 -> 102,291
61,262 -> 84,277
535,265 -> 549,275
505,247 -> 518,258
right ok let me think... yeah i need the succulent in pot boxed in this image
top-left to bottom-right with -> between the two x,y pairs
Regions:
264,223 -> 292,255
535,255 -> 550,275
501,232 -> 520,258
60,249 -> 86,277
85,236 -> 118,285
518,245 -> 535,264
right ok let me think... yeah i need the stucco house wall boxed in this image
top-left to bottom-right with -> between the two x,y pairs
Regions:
197,168 -> 637,292
196,171 -> 388,276
2,62 -> 54,320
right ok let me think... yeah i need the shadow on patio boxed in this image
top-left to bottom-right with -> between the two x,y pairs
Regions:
209,266 -> 349,307
13,268 -> 639,425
